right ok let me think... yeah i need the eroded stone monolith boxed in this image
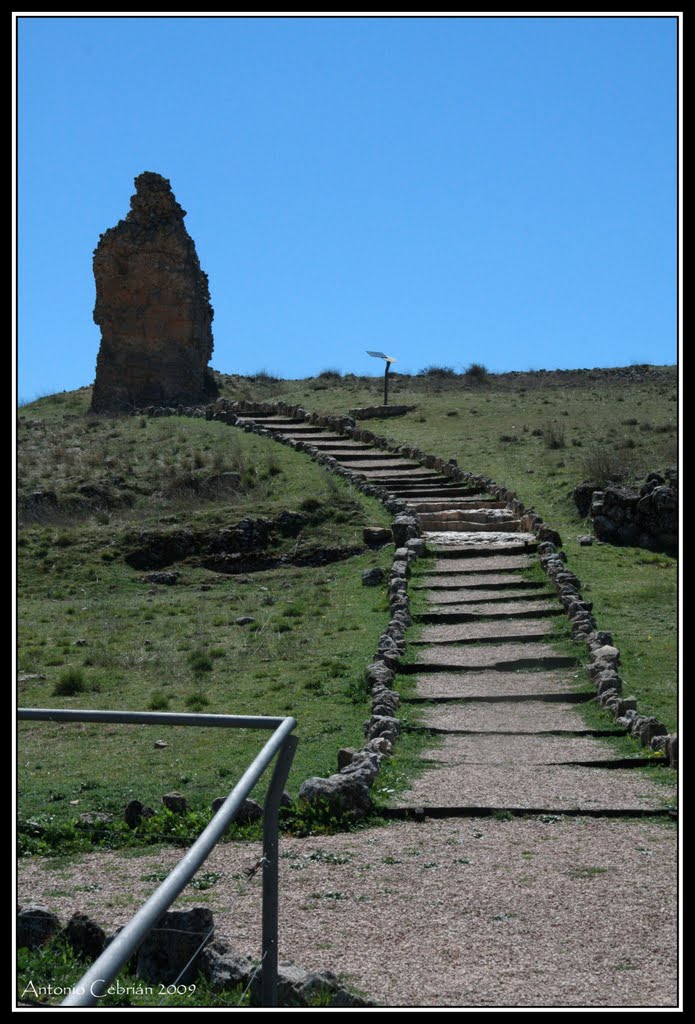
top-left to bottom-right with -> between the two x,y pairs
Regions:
91,172 -> 218,412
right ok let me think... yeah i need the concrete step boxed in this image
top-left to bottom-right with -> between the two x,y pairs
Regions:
425,530 -> 535,545
416,700 -> 606,734
400,641 -> 579,673
420,733 -> 637,766
414,577 -> 546,591
404,499 -> 508,511
409,669 -> 586,701
389,763 -> 673,813
429,556 -> 537,572
421,586 -> 552,602
332,458 -> 423,469
420,519 -> 523,534
412,619 -> 554,645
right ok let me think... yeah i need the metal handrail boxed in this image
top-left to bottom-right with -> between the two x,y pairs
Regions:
17,708 -> 298,1008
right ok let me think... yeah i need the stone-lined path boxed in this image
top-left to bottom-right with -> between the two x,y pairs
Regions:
213,411 -> 677,1007
235,413 -> 672,818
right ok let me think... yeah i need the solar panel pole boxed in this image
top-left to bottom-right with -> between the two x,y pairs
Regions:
366,351 -> 397,408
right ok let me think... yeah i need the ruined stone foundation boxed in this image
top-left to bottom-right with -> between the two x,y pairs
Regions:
91,171 -> 218,412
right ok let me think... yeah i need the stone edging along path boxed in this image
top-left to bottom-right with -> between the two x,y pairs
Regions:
135,399 -> 677,815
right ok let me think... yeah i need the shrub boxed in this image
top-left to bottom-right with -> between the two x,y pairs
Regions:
417,365 -> 457,378
579,443 -> 630,488
185,693 -> 210,712
188,649 -> 213,673
316,368 -> 342,380
53,669 -> 85,696
252,369 -> 279,383
543,421 -> 566,449
464,362 -> 489,383
147,691 -> 170,711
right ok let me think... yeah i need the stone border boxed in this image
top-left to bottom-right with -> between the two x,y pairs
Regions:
135,399 -> 677,780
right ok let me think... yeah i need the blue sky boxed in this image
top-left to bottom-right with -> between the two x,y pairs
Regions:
16,15 -> 678,400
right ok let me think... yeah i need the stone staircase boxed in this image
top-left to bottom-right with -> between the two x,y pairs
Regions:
235,413 -> 673,818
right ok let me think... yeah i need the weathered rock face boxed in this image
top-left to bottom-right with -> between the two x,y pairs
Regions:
91,172 -> 218,412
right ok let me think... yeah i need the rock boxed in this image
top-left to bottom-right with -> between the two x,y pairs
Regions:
631,716 -> 668,747
666,733 -> 678,767
72,638 -> 88,646
298,774 -> 372,818
596,673 -> 622,696
235,798 -> 263,825
591,645 -> 620,664
366,715 -> 400,742
91,172 -> 217,412
136,907 -> 214,985
573,481 -> 598,518
235,616 -> 255,626
361,567 -> 386,587
364,736 -> 393,756
537,525 -> 562,547
18,673 -> 46,683
198,940 -> 253,991
17,906 -> 61,949
19,489 -> 59,523
391,514 -> 419,546
124,800 -> 154,828
649,735 -> 669,754
154,740 -> 168,748
142,571 -> 180,586
162,792 -> 188,814
404,537 -> 427,557
78,811 -> 114,825
337,747 -> 359,770
275,510 -> 308,537
62,912 -> 107,960
578,535 -> 593,546
363,527 -> 393,547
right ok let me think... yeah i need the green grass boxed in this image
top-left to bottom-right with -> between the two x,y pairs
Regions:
17,392 -> 397,846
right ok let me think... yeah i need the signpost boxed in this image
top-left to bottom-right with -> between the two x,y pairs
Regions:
366,351 -> 397,407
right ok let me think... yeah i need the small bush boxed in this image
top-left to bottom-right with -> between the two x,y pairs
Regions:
188,649 -> 213,673
417,365 -> 457,378
464,362 -> 489,382
316,368 -> 342,380
185,693 -> 210,712
252,369 -> 279,383
53,669 -> 85,696
579,443 -> 630,488
543,421 -> 566,449
148,691 -> 170,711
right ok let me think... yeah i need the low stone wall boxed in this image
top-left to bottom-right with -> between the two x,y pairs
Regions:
348,405 -> 416,420
574,471 -> 677,555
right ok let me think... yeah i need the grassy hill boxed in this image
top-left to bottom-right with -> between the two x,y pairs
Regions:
16,389 -> 395,847
16,364 -> 678,851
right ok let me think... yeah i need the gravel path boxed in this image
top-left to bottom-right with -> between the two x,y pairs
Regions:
416,620 -> 554,643
17,818 -> 677,1007
412,669 -> 584,699
419,733 -> 642,764
418,700 -> 605,732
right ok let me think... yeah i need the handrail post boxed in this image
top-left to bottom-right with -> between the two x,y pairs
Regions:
261,734 -> 298,1007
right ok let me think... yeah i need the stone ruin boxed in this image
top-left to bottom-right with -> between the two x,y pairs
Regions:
90,172 -> 218,413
